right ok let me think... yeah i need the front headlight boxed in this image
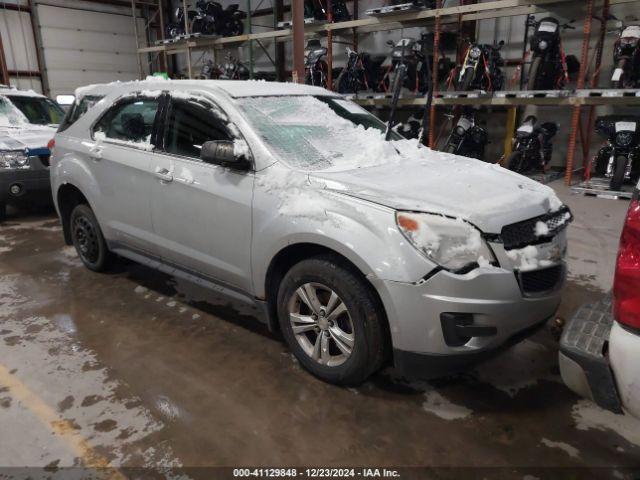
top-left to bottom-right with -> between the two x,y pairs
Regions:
538,40 -> 548,50
0,150 -> 30,169
616,131 -> 634,147
396,212 -> 496,272
469,47 -> 482,59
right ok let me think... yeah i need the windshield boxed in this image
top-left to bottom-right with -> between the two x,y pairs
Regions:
6,95 -> 65,125
237,95 -> 406,171
0,96 -> 29,127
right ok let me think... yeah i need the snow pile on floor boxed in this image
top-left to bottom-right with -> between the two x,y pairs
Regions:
422,387 -> 473,420
540,438 -> 580,459
572,399 -> 640,447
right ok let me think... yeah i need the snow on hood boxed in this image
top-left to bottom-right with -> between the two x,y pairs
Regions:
0,124 -> 55,151
309,149 -> 563,234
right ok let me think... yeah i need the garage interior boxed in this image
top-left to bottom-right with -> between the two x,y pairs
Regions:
0,0 -> 640,478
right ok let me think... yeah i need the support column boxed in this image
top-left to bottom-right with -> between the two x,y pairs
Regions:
564,0 -> 593,185
291,0 -> 305,84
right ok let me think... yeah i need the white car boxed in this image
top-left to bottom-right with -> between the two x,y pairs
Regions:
0,86 -> 64,220
560,180 -> 640,417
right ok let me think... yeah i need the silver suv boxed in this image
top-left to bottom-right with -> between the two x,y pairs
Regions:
51,80 -> 571,385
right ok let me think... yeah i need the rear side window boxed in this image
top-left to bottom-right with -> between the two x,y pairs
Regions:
93,97 -> 160,144
58,95 -> 104,132
163,97 -> 231,159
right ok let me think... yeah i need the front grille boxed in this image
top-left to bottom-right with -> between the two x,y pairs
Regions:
517,265 -> 563,295
501,206 -> 572,250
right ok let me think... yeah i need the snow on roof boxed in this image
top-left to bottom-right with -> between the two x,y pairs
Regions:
0,86 -> 45,98
74,79 -> 337,100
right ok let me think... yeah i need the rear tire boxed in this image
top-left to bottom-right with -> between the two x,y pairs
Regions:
277,255 -> 387,386
527,56 -> 542,90
610,155 -> 627,191
70,204 -> 114,272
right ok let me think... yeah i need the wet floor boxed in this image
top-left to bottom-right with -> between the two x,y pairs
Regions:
0,181 -> 639,479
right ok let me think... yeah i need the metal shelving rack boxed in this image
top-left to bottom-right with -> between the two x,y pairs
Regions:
133,0 -> 639,185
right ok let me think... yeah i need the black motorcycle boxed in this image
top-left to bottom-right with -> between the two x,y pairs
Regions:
334,47 -> 383,94
304,39 -> 328,87
593,115 -> 640,190
611,21 -> 640,88
507,115 -> 558,173
453,41 -> 505,91
379,38 -> 440,94
196,1 -> 246,37
166,5 -> 198,38
526,16 -> 577,90
218,53 -> 250,80
305,0 -> 351,22
442,110 -> 489,160
167,2 -> 245,39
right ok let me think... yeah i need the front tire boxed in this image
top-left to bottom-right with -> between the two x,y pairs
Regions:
507,151 -> 525,173
610,155 -> 627,191
611,59 -> 627,89
527,56 -> 542,90
458,66 -> 475,91
277,255 -> 387,385
70,204 -> 114,272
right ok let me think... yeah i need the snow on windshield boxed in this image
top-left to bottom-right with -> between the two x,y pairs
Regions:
0,96 -> 29,127
238,95 -> 424,171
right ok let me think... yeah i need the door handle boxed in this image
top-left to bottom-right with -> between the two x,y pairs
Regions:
154,167 -> 173,183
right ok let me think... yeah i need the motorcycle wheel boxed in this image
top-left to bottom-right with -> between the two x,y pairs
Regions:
334,71 -> 350,93
611,59 -> 626,89
507,151 -> 526,173
191,18 -> 204,34
527,57 -> 542,90
230,19 -> 244,36
458,66 -> 475,91
610,155 -> 627,191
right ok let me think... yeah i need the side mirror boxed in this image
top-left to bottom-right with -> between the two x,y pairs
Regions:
201,140 -> 250,170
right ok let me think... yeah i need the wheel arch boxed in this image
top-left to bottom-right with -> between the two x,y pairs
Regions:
263,243 -> 391,352
56,183 -> 91,245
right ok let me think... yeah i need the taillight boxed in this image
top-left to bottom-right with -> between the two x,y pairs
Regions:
47,138 -> 55,152
613,196 -> 640,330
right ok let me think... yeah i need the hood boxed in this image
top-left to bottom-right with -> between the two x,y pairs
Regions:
308,151 -> 563,234
0,125 -> 55,152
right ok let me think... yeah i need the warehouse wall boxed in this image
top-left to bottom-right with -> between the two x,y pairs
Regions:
0,0 -> 145,98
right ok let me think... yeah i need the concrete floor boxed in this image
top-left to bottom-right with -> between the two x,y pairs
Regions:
0,181 -> 639,478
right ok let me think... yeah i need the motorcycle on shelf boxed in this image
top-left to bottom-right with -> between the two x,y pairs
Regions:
304,39 -> 328,88
166,2 -> 246,39
442,109 -> 489,160
199,59 -> 222,79
166,5 -> 198,38
453,41 -> 505,91
610,19 -> 640,88
525,16 -> 579,90
334,48 -> 383,94
305,0 -> 351,22
194,1 -> 246,37
593,116 -> 640,191
506,116 -> 558,174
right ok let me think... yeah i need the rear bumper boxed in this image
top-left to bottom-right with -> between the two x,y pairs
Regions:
559,295 -> 623,413
0,167 -> 51,204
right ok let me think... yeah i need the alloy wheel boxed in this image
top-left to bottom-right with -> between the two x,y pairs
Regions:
287,282 -> 355,367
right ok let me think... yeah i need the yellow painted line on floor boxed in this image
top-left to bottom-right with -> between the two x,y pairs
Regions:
0,363 -> 126,479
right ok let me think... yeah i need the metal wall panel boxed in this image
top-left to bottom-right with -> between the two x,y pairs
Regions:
36,3 -> 144,97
